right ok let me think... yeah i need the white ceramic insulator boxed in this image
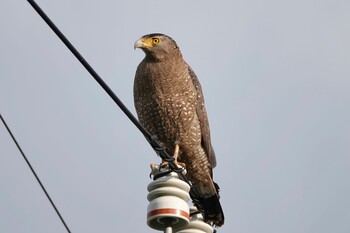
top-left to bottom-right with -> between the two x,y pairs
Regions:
147,168 -> 190,231
176,206 -> 213,233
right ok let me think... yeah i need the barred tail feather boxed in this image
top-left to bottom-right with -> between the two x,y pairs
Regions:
190,182 -> 225,227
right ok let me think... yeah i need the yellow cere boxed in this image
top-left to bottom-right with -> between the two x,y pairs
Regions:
140,37 -> 160,48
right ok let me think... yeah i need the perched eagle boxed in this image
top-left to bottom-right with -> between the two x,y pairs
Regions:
133,33 -> 224,227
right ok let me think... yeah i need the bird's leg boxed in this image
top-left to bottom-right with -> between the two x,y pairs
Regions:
173,143 -> 180,161
173,144 -> 186,168
160,144 -> 186,169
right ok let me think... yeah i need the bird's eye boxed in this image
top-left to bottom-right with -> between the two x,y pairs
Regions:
152,38 -> 160,44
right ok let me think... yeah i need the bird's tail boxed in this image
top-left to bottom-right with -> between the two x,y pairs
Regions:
190,181 -> 225,227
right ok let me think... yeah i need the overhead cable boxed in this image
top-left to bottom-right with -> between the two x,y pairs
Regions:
0,113 -> 72,233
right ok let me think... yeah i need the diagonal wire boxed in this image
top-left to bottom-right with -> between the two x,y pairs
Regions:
0,113 -> 71,233
26,0 -> 190,183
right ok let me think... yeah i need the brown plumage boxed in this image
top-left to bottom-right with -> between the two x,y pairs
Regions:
133,33 -> 224,227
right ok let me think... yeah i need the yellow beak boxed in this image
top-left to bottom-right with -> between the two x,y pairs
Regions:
134,38 -> 153,50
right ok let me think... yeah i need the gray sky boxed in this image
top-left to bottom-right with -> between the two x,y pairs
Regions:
1,0 -> 350,233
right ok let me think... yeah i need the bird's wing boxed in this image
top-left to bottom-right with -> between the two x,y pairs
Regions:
187,64 -> 217,168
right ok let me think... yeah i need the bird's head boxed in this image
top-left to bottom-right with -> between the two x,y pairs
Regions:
134,33 -> 181,61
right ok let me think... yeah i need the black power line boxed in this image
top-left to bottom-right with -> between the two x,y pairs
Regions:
26,0 -> 189,182
0,113 -> 72,233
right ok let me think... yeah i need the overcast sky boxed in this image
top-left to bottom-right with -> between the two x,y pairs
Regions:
1,0 -> 350,233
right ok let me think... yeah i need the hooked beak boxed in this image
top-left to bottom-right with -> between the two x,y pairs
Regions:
134,39 -> 144,50
134,38 -> 153,50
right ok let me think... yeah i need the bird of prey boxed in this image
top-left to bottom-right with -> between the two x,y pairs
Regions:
133,33 -> 224,227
